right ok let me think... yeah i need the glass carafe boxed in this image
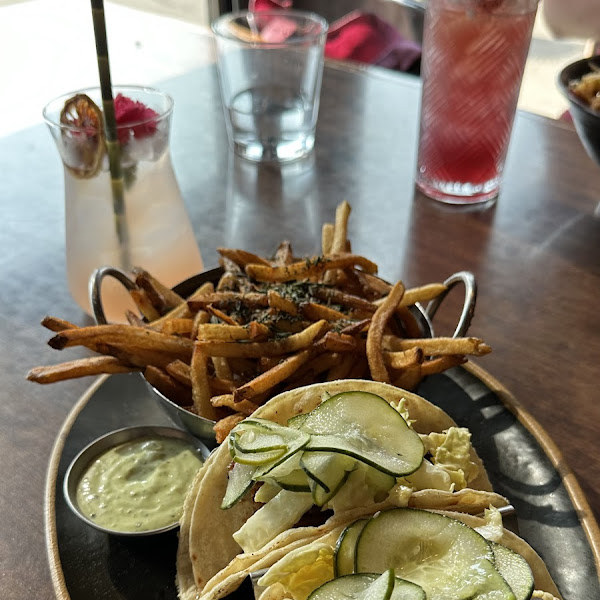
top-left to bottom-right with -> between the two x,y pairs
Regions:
43,86 -> 203,322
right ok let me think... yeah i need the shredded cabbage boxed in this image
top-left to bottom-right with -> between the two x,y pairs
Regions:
474,506 -> 504,542
390,398 -> 415,427
421,427 -> 479,490
258,543 -> 334,600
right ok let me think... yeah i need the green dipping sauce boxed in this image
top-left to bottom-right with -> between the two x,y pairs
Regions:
76,435 -> 204,533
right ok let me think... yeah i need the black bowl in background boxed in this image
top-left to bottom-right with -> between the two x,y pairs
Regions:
558,56 -> 600,165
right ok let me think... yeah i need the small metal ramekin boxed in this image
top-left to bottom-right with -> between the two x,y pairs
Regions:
63,425 -> 210,536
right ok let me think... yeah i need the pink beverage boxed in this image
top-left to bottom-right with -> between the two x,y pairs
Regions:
416,0 -> 538,204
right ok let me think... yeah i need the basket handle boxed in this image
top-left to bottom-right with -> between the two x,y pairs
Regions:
89,267 -> 137,325
424,271 -> 477,338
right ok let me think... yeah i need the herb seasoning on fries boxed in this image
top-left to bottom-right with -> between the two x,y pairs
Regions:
27,201 -> 491,443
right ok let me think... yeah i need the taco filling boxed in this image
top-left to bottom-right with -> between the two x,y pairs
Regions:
223,390 -> 488,553
176,380 -> 561,600
257,507 -> 562,600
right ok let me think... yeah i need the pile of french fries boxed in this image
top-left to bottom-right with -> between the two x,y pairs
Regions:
27,202 -> 491,443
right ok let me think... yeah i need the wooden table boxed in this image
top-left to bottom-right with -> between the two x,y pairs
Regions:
2,41 -> 599,600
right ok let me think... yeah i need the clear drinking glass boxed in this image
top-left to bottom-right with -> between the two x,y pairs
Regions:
416,0 -> 539,204
43,86 -> 203,321
212,10 -> 328,163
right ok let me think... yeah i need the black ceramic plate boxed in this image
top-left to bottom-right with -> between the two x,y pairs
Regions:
45,361 -> 600,600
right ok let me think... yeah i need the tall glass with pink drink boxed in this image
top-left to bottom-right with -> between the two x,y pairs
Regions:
416,0 -> 538,204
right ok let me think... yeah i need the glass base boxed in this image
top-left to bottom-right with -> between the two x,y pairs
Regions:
233,133 -> 315,163
416,176 -> 500,205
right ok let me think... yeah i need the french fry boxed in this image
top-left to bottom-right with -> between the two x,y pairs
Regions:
165,359 -> 192,387
217,247 -> 271,268
245,254 -> 377,283
214,413 -> 245,444
300,302 -> 347,322
27,356 -> 137,383
233,349 -> 313,403
383,336 -> 491,357
212,356 -> 233,381
352,270 -> 392,298
210,393 -> 259,416
216,271 -> 242,292
421,355 -> 467,375
187,292 -> 269,312
206,305 -> 240,326
191,310 -> 211,339
210,377 -> 236,394
286,352 -> 341,384
151,281 -> 214,327
130,288 -> 161,322
41,316 -> 79,333
267,290 -> 299,316
340,318 -> 371,336
248,321 -> 271,340
366,281 -> 405,384
190,347 -> 218,420
392,365 -> 423,391
196,323 -> 270,342
159,318 -> 195,336
324,201 -> 352,284
198,320 -> 329,358
143,365 -> 192,407
314,331 -> 359,353
325,353 -> 356,381
272,241 -> 295,266
372,283 -> 447,308
95,342 -> 182,370
321,223 -> 334,255
133,267 -> 184,310
330,200 -> 351,255
125,310 -> 148,328
401,283 -> 447,306
384,347 -> 424,370
48,325 -> 194,362
312,287 -> 376,313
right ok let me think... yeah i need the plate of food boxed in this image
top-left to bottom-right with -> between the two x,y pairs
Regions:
32,202 -> 600,600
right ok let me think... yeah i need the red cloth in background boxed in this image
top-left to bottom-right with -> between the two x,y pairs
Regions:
248,1 -> 421,73
251,0 -> 293,8
325,10 -> 421,72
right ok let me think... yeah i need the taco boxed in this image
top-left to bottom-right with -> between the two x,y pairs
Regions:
177,379 -> 511,600
253,507 -> 562,600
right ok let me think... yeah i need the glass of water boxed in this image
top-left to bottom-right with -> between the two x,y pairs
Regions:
212,10 -> 328,163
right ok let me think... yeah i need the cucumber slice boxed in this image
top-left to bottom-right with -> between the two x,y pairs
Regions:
256,452 -> 311,492
232,445 -> 286,466
233,430 -> 287,453
298,392 -> 424,477
273,469 -> 312,492
229,419 -> 310,474
300,451 -> 356,506
311,468 -> 354,507
492,542 -> 535,600
308,571 -> 426,600
355,508 -> 516,600
300,451 -> 357,493
221,461 -> 256,509
334,518 -> 369,577
253,430 -> 311,478
287,412 -> 310,429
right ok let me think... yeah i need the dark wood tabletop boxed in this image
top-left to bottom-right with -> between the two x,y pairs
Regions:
2,35 -> 600,600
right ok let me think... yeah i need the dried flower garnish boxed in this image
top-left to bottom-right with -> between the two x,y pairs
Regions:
114,93 -> 159,144
59,93 -> 159,179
